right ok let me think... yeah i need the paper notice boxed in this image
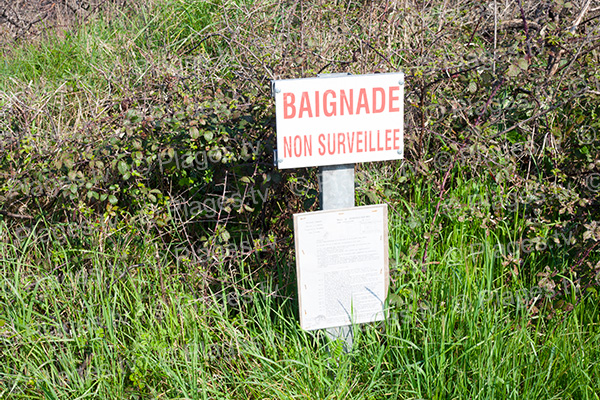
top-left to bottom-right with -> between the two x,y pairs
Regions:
293,204 -> 389,330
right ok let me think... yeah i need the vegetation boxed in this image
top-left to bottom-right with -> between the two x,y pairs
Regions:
1,0 -> 599,398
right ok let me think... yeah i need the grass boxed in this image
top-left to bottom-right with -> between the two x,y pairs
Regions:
1,0 -> 599,398
1,175 -> 599,399
0,0 -> 225,96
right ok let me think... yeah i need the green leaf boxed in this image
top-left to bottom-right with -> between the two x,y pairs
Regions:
507,64 -> 520,77
64,157 -> 74,169
208,149 -> 222,162
468,81 -> 477,94
178,177 -> 194,186
220,230 -> 231,242
517,58 -> 529,71
366,191 -> 378,202
108,195 -> 118,205
190,127 -> 200,139
388,293 -> 404,307
118,160 -> 129,175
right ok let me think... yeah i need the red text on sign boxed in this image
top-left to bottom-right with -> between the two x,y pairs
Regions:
283,129 -> 401,159
283,86 -> 401,119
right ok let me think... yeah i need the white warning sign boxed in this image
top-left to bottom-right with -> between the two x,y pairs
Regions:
273,72 -> 404,169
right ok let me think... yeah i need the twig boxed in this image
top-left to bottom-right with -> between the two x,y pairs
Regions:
491,88 -> 586,140
466,9 -> 484,45
516,0 -> 532,59
493,19 -> 541,31
0,209 -> 34,220
180,33 -> 229,57
569,0 -> 592,34
493,0 -> 497,73
474,77 -> 505,127
419,146 -> 463,271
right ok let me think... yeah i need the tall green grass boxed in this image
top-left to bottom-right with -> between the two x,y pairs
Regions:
1,176 -> 598,399
0,0 -> 235,93
1,1 -> 598,398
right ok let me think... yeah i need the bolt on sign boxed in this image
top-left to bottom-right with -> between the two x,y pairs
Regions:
272,72 -> 405,169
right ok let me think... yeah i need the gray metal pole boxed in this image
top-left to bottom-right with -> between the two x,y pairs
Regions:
318,163 -> 355,352
316,72 -> 356,352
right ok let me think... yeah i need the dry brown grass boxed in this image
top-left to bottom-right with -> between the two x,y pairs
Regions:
0,0 -> 135,43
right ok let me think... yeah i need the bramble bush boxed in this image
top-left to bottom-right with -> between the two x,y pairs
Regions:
1,0 -> 599,315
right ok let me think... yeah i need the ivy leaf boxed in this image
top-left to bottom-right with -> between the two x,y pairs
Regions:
366,191 -> 378,203
517,58 -> 529,71
64,157 -> 74,169
468,81 -> 477,94
68,170 -> 77,181
118,161 -> 129,175
220,230 -> 231,242
507,64 -> 520,77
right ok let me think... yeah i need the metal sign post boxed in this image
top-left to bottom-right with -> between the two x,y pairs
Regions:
272,72 -> 404,355
319,163 -> 356,351
315,74 -> 356,352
